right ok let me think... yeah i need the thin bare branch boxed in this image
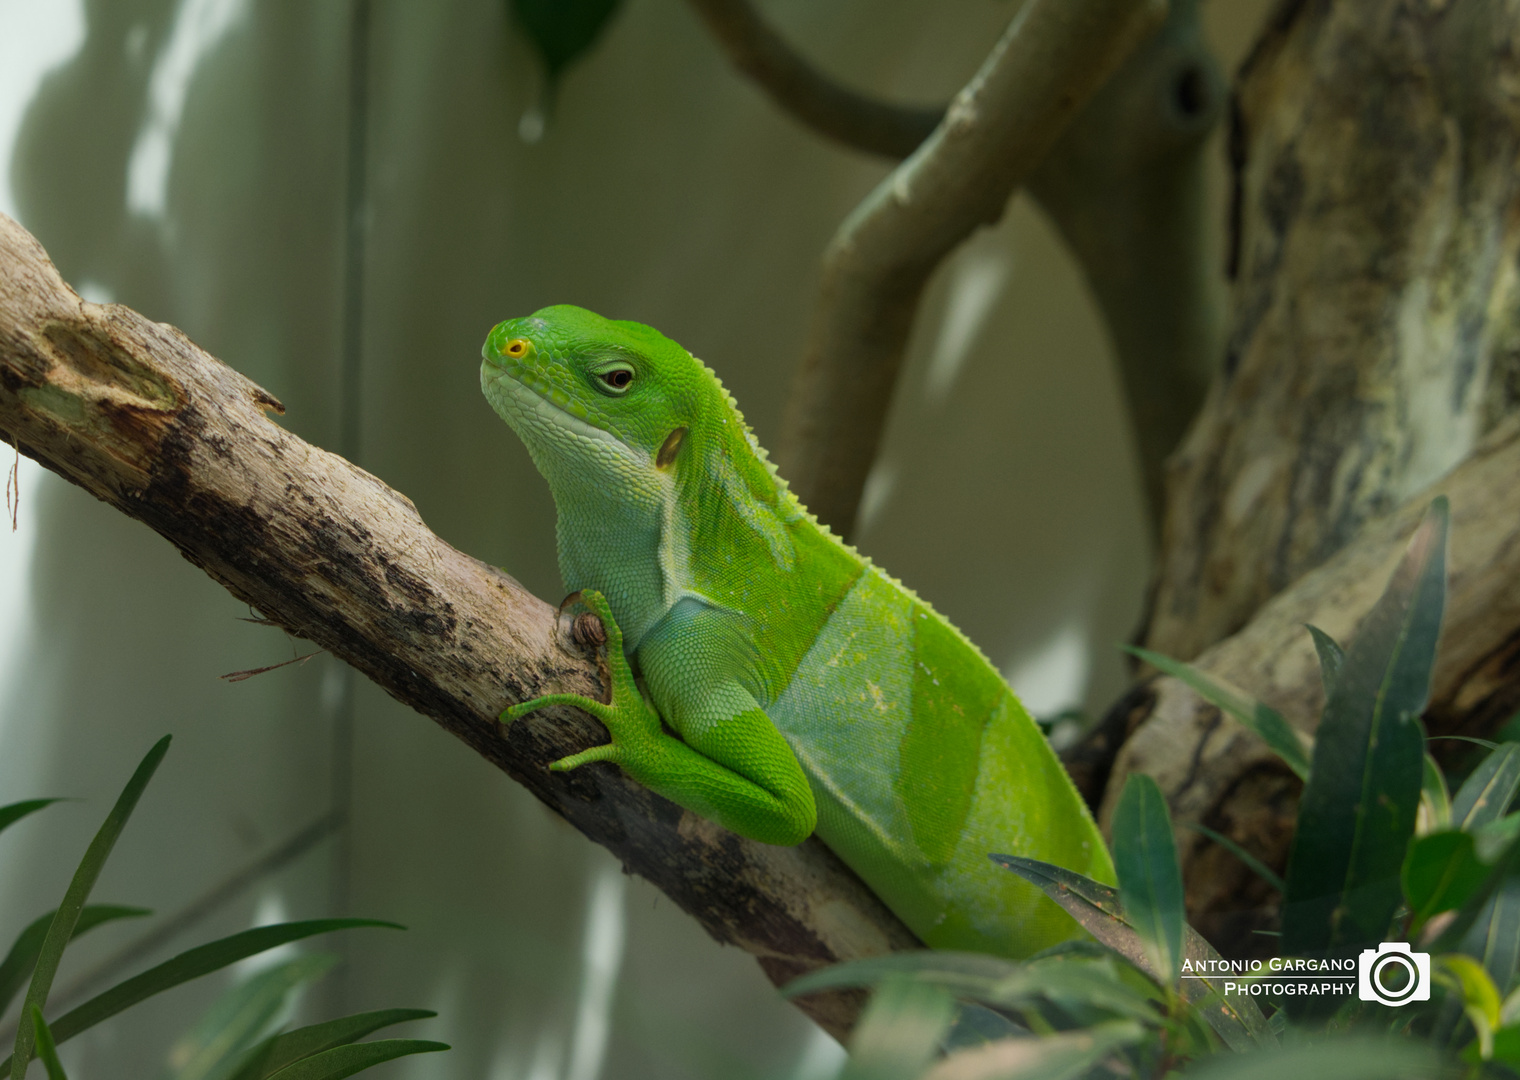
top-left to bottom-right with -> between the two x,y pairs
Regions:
0,212 -> 917,1039
777,0 -> 1167,535
683,0 -> 941,159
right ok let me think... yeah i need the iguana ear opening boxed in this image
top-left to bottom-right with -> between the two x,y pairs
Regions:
656,427 -> 687,469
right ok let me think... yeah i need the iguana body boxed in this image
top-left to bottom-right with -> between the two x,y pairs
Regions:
481,305 -> 1112,957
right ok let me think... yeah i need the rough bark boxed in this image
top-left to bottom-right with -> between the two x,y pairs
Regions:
0,212 -> 918,1040
1147,0 -> 1520,662
1080,416 -> 1520,953
1063,0 -> 1520,955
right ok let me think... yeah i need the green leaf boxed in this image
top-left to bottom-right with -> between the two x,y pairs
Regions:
1431,830 -> 1520,956
1176,1037 -> 1446,1079
1483,1024 -> 1520,1068
0,800 -> 64,839
1183,823 -> 1285,894
839,975 -> 954,1080
1458,873 -> 1520,996
0,905 -> 150,1018
1421,754 -> 1452,833
1112,774 -> 1184,986
930,1021 -> 1143,1080
991,856 -> 1275,1051
1437,953 -> 1501,1059
262,1040 -> 449,1080
1452,743 -> 1520,831
227,1010 -> 436,1080
10,735 -> 170,1080
509,0 -> 622,82
1306,625 -> 1345,698
1282,500 -> 1447,962
28,1008 -> 66,1080
168,954 -> 338,1080
783,951 -> 1018,1002
1403,832 -> 1491,932
1126,647 -> 1311,780
784,949 -> 1159,1026
47,919 -> 401,1048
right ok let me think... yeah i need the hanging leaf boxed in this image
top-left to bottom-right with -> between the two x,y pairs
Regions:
510,0 -> 623,84
1282,500 -> 1447,964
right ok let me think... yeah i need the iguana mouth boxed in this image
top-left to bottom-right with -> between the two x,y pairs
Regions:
482,366 -> 628,453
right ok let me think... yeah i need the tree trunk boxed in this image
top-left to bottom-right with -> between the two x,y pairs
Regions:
1092,0 -> 1520,954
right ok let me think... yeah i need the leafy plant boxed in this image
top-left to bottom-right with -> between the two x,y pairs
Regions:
792,498 -> 1520,1078
1,736 -> 448,1080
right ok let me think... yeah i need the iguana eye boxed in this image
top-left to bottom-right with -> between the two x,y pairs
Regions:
596,366 -> 634,393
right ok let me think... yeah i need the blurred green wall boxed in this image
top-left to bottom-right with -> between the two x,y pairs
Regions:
0,1 -> 1272,1077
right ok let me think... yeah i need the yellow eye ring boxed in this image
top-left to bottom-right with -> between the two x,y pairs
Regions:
504,338 -> 530,358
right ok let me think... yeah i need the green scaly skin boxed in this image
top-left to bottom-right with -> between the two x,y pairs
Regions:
481,305 -> 1113,957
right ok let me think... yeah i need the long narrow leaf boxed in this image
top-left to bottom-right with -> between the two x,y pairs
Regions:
1306,625 -> 1345,697
1452,743 -> 1520,831
1458,874 -> 1520,994
0,905 -> 150,1018
0,800 -> 64,839
1431,832 -> 1520,955
10,735 -> 170,1080
1282,500 -> 1447,961
1126,647 -> 1310,780
47,919 -> 400,1047
992,856 -> 1274,1051
1177,1037 -> 1445,1079
1183,823 -> 1285,894
840,975 -> 954,1080
783,952 -> 1018,1002
168,954 -> 338,1080
28,1008 -> 65,1080
1420,754 -> 1452,834
923,1021 -> 1143,1080
262,1039 -> 448,1080
1112,775 -> 1184,986
228,1010 -> 435,1080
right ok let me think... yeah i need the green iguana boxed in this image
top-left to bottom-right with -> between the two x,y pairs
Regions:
481,304 -> 1113,957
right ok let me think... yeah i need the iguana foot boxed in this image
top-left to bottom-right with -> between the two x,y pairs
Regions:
499,590 -> 660,773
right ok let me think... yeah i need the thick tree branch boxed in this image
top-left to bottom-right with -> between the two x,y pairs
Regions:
775,0 -> 1166,534
699,0 -> 1224,533
682,0 -> 941,159
0,212 -> 917,1040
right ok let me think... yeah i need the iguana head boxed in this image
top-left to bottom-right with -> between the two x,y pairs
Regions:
480,304 -> 701,475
